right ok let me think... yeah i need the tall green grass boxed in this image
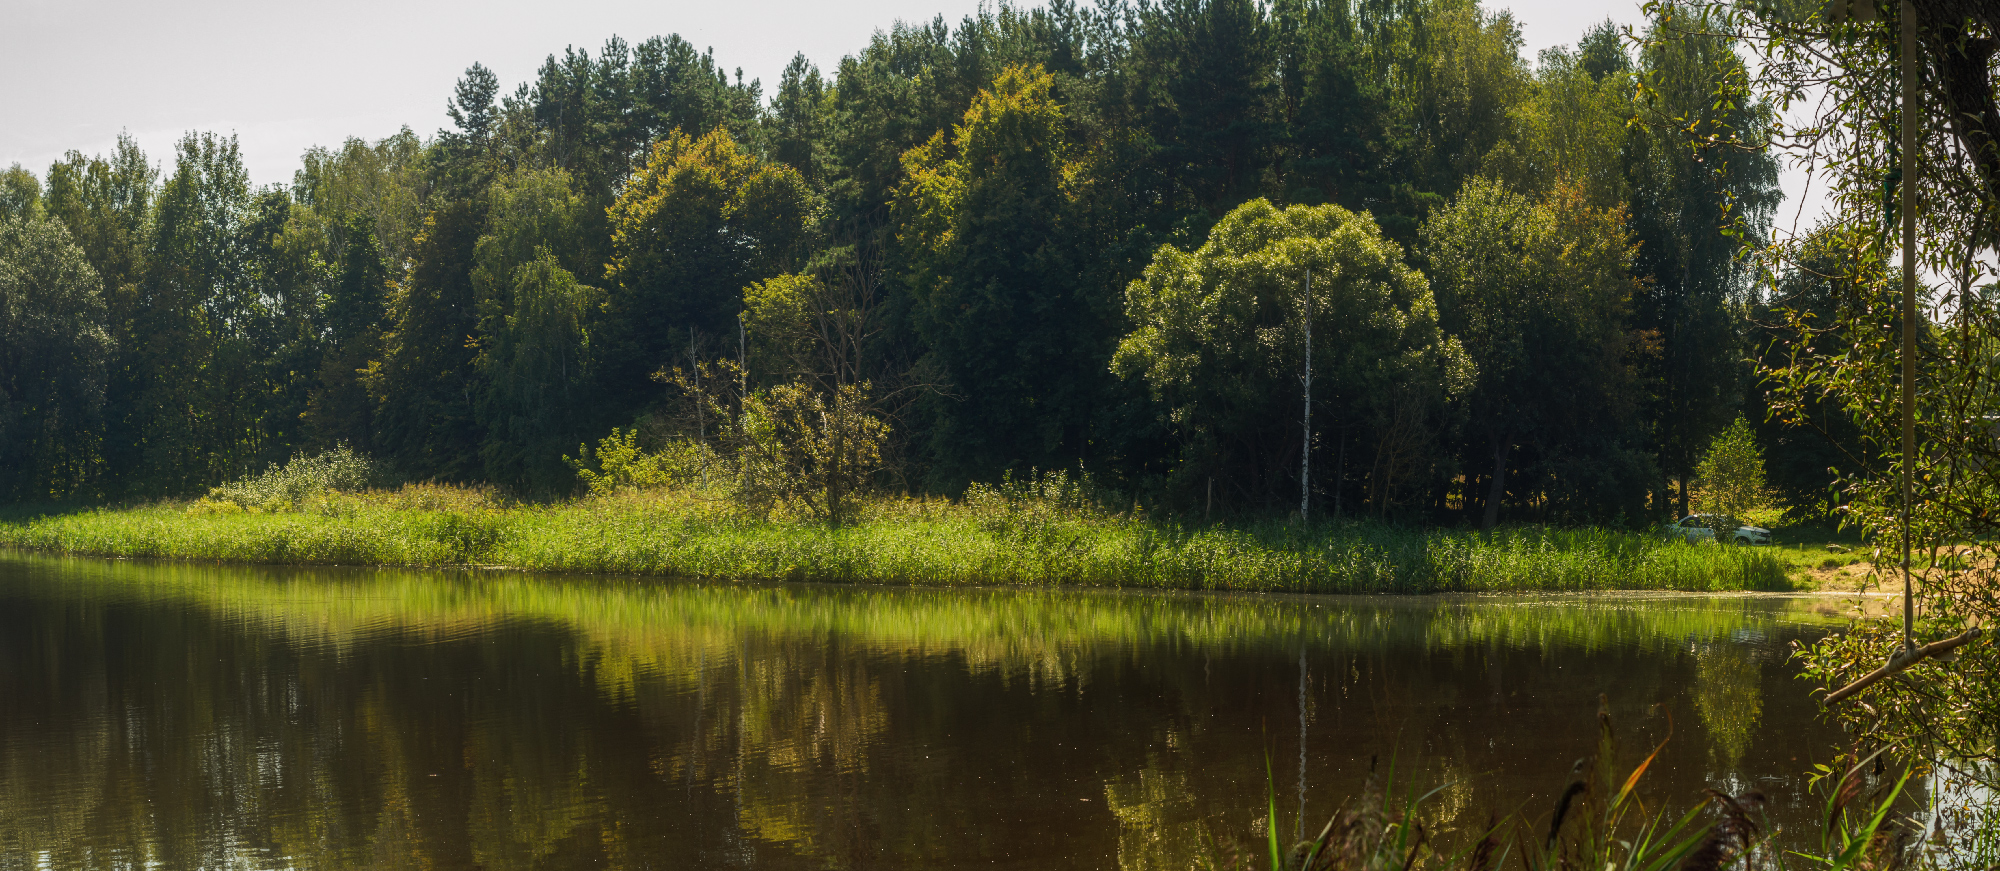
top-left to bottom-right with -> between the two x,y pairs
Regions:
0,485 -> 1794,593
1247,705 -> 1932,871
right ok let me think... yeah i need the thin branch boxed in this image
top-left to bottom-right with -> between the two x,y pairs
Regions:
1821,627 -> 1985,705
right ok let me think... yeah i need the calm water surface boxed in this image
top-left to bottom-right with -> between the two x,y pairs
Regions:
0,553 -> 1868,870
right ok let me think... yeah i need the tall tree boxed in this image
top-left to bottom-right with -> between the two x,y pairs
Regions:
1128,0 -> 1282,218
1746,232 -> 1872,520
1274,0 -> 1387,210
236,188 -> 328,470
292,129 -> 427,277
43,135 -> 156,300
0,166 -> 39,221
469,166 -> 597,491
1628,6 -> 1780,516
42,136 -> 156,496
432,63 -> 505,199
894,65 -> 1107,485
304,213 -> 390,451
478,252 -> 595,495
600,128 -> 815,410
0,214 -> 114,500
1421,177 -> 1649,526
120,133 -> 265,495
1115,197 -> 1470,512
1480,38 -> 1634,210
370,199 -> 487,481
768,53 -> 833,183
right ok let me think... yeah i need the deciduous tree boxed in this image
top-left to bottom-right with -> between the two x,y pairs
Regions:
1116,197 -> 1470,512
0,214 -> 113,500
1421,177 -> 1649,526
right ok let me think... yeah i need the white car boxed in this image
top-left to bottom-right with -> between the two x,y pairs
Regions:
1665,514 -> 1771,545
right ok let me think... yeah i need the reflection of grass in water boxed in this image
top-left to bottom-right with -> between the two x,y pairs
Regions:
0,491 -> 1795,593
9,554 -> 1843,685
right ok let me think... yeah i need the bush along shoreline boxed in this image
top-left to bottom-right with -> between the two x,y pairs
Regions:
0,456 -> 1792,594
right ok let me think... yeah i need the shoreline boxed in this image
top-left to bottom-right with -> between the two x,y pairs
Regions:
0,493 -> 1807,595
2,545 -> 1896,602
10,544 -> 1810,594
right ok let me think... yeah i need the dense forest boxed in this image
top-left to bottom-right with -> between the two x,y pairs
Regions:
0,0 -> 1854,525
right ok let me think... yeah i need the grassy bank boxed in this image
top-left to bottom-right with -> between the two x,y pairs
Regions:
0,482 -> 1795,593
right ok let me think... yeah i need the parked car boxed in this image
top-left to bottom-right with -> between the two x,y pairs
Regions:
1664,514 -> 1771,545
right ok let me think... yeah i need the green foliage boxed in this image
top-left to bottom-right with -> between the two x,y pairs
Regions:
767,53 -> 833,183
1130,0 -> 1283,216
730,382 -> 891,523
7,0 -> 1806,534
1792,755 -> 1913,871
1797,608 -> 2000,787
740,272 -> 825,382
370,198 -> 486,481
1115,196 -> 1468,512
1420,177 -> 1651,525
505,36 -> 764,201
1706,0 -> 2000,780
41,134 -> 155,301
573,428 -> 667,496
1379,1 -> 1535,209
0,165 -> 40,222
1745,233 -> 1871,521
892,63 -> 1112,483
203,444 -> 380,511
965,469 -> 1110,527
0,213 -> 114,501
1626,7 -> 1780,515
1692,416 -> 1771,521
290,129 -> 425,272
601,127 -> 816,407
467,167 -> 600,493
1249,706 -> 1934,871
471,165 -> 594,296
304,213 -> 389,450
477,251 -> 596,494
119,132 -> 318,497
576,367 -> 892,524
1480,36 -> 1634,209
569,428 -> 726,498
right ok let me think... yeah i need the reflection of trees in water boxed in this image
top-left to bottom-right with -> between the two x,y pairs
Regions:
0,556 -> 1850,869
1693,643 -> 1764,770
1106,750 -> 1211,871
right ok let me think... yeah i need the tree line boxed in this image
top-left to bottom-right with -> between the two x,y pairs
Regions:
0,0 -> 1851,524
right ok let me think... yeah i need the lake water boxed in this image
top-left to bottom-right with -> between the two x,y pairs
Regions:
0,553 -> 1871,870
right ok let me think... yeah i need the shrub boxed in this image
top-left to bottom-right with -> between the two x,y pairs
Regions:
569,428 -> 728,498
204,445 -> 380,511
964,469 -> 1113,533
722,382 -> 889,523
574,378 -> 893,524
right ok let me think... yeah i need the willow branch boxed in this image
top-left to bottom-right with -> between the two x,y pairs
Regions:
1822,627 -> 1985,705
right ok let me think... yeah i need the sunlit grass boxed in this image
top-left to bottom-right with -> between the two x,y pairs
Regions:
0,484 -> 1796,593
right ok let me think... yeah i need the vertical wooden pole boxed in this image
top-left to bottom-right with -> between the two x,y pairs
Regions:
1899,0 -> 1918,648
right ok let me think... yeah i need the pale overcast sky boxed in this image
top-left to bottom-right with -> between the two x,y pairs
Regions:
8,0 -> 1817,227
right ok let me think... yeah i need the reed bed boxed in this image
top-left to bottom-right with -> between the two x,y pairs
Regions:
0,484 -> 1794,593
